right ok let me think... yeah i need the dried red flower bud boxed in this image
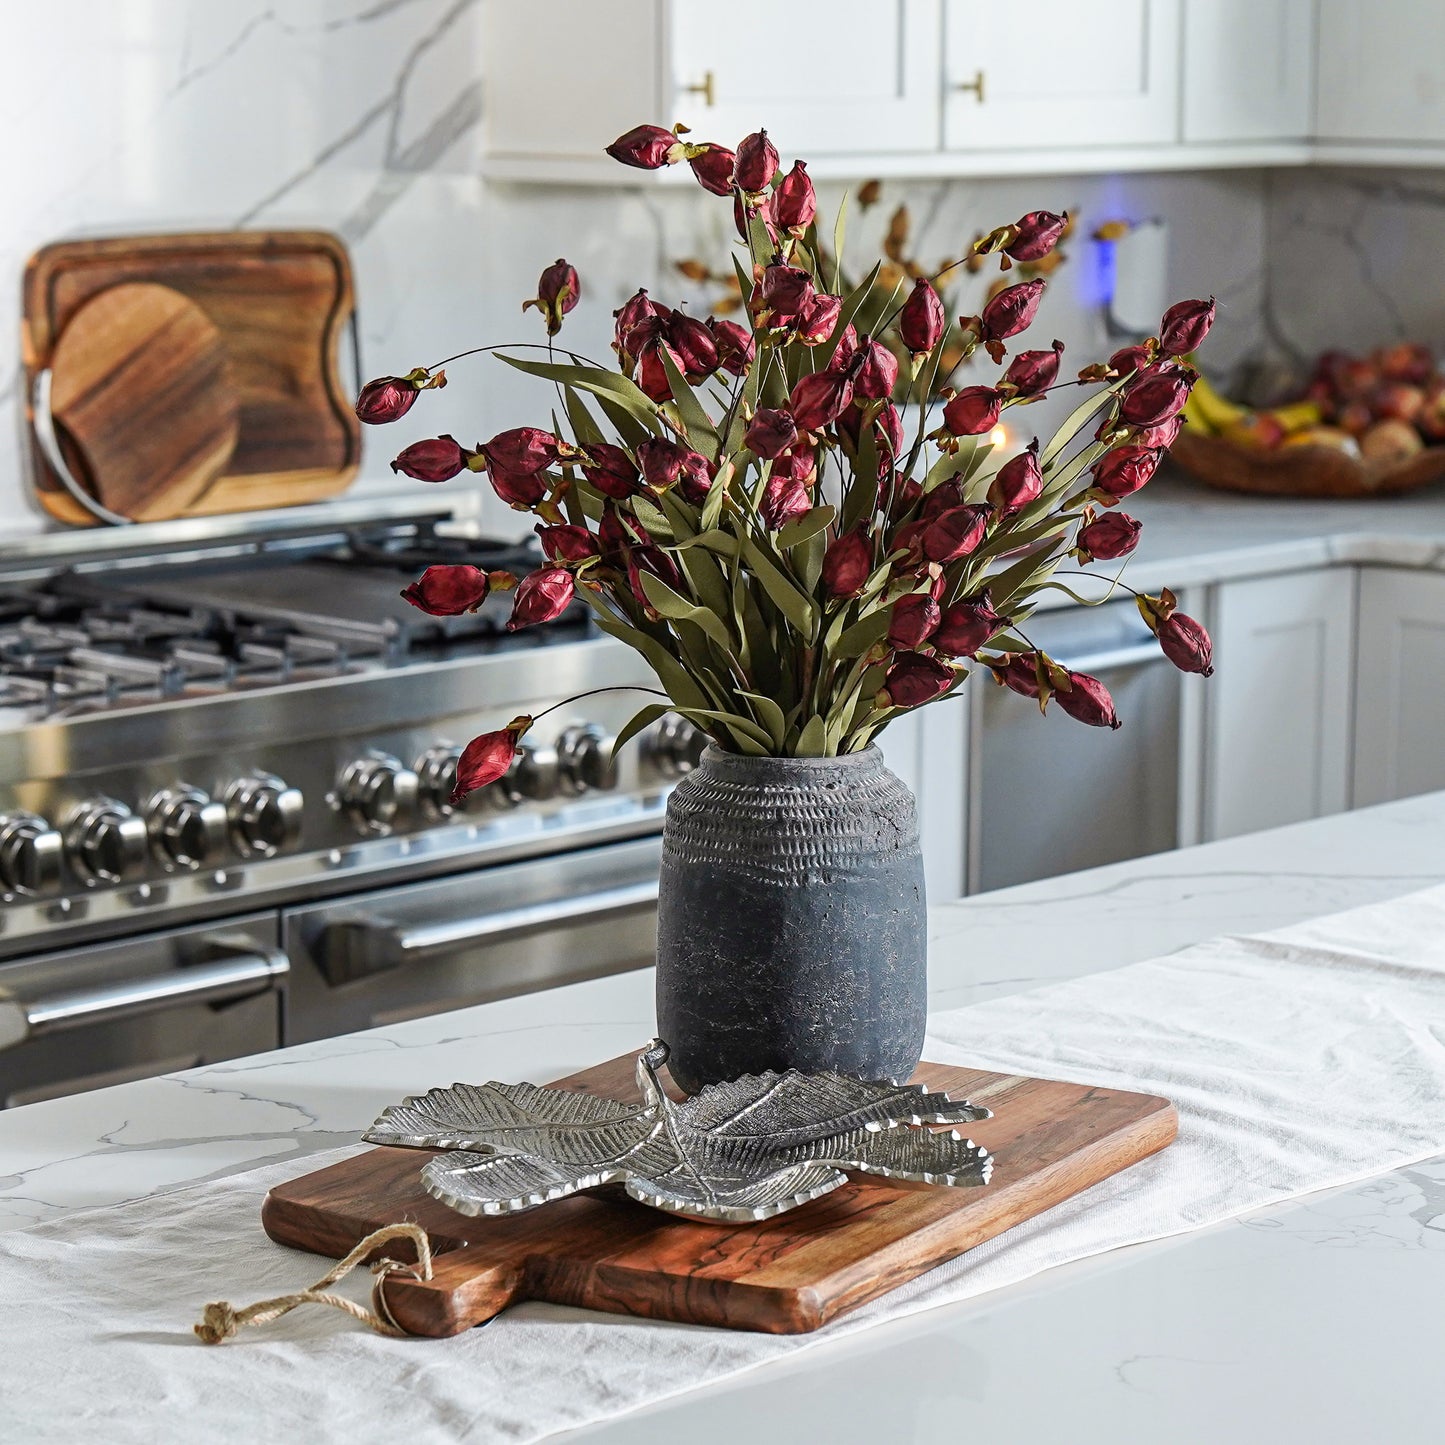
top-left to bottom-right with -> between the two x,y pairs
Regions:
390,435 -> 467,482
745,407 -> 798,460
667,312 -> 720,380
935,598 -> 1006,659
875,401 -> 905,461
887,594 -> 941,650
831,323 -> 861,369
677,450 -> 714,505
1157,612 -> 1215,676
579,442 -> 641,499
1075,510 -> 1141,562
877,469 -> 923,515
537,523 -> 599,564
898,278 -> 945,355
401,564 -> 511,617
1159,296 -> 1216,357
1091,445 -> 1162,501
356,375 -> 420,425
708,317 -> 755,375
822,528 -> 872,597
636,436 -> 690,490
1006,210 -> 1068,262
882,652 -> 956,708
921,503 -> 990,564
488,468 -> 549,511
606,124 -> 683,170
796,291 -> 842,345
483,427 -> 559,475
942,385 -> 1006,436
760,465 -> 813,529
1109,343 -> 1153,377
506,567 -> 577,631
1120,361 -> 1193,427
789,369 -> 855,431
988,441 -> 1043,513
1055,671 -> 1120,729
775,160 -> 817,230
637,342 -> 684,402
854,338 -> 900,399
1003,339 -> 1064,397
626,544 -> 683,608
526,258 -> 580,337
734,129 -> 780,192
761,260 -> 815,318
451,716 -> 532,805
980,279 -> 1045,343
921,479 -> 965,521
613,288 -> 663,367
1131,415 -> 1184,449
688,145 -> 736,196
994,652 -> 1043,698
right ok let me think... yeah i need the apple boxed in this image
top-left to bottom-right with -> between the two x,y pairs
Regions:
1223,414 -> 1286,450
1336,399 -> 1375,437
1360,418 -> 1425,464
1374,341 -> 1435,385
1417,379 -> 1445,441
1369,381 -> 1426,424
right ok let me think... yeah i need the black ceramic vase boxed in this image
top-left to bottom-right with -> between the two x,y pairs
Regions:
655,746 -> 927,1094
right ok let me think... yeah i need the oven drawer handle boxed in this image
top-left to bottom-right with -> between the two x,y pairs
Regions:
0,936 -> 289,1050
397,879 -> 661,958
1050,639 -> 1166,675
318,878 -> 661,986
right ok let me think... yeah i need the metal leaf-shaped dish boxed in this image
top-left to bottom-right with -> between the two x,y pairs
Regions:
365,1040 -> 993,1223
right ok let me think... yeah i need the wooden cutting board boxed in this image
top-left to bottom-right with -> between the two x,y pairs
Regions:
48,282 -> 240,522
22,231 -> 360,524
262,1051 -> 1177,1336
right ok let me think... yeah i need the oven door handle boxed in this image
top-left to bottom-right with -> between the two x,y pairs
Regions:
317,878 -> 661,986
1051,639 -> 1167,675
0,935 -> 289,1050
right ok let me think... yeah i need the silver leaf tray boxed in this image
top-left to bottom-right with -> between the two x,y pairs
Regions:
364,1039 -> 993,1223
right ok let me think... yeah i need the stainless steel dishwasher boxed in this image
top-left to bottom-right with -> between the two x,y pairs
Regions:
969,600 -> 1181,892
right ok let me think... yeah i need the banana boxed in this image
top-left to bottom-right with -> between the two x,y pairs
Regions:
1187,369 -> 1248,432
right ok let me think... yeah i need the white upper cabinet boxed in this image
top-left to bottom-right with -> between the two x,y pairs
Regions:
669,0 -> 941,156
1316,0 -> 1445,145
942,0 -> 1181,152
1182,0 -> 1313,143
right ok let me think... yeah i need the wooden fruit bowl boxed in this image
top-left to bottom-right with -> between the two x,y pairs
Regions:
1171,429 -> 1445,500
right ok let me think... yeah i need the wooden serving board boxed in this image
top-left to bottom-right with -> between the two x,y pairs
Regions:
22,230 -> 360,524
262,1051 -> 1177,1336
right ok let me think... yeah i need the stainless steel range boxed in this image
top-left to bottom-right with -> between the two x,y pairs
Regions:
0,503 -> 701,1106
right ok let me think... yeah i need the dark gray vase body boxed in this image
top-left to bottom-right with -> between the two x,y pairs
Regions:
656,746 -> 927,1093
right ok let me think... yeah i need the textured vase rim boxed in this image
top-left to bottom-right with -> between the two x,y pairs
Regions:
699,744 -> 882,772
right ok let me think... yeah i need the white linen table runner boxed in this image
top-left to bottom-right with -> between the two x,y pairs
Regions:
4,883 -> 1445,1443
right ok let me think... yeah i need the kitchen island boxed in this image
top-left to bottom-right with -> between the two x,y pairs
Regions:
2,789 -> 1443,1442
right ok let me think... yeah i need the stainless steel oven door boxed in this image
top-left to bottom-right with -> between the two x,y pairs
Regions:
284,836 -> 662,1041
0,915 -> 287,1107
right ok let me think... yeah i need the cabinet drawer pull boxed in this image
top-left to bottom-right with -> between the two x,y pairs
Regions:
685,70 -> 716,107
954,68 -> 986,104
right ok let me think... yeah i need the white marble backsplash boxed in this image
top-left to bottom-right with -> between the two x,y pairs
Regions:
0,2 -> 1431,544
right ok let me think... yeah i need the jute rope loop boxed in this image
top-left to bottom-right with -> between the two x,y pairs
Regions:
195,1222 -> 434,1344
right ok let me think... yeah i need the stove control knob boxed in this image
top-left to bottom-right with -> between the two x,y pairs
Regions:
647,715 -> 707,778
0,812 -> 63,897
336,753 -> 419,835
145,786 -> 229,870
414,745 -> 463,819
63,798 -> 148,887
225,773 -> 304,859
504,741 -> 560,803
558,725 -> 619,795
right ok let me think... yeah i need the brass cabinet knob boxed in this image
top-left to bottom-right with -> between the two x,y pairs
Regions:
954,68 -> 986,104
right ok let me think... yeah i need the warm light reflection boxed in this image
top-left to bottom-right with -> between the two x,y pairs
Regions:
989,425 -> 1009,448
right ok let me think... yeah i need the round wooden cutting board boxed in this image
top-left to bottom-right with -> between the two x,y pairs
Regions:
47,281 -> 240,522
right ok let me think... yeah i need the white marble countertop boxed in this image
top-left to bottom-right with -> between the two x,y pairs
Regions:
1,791 -> 1443,1440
